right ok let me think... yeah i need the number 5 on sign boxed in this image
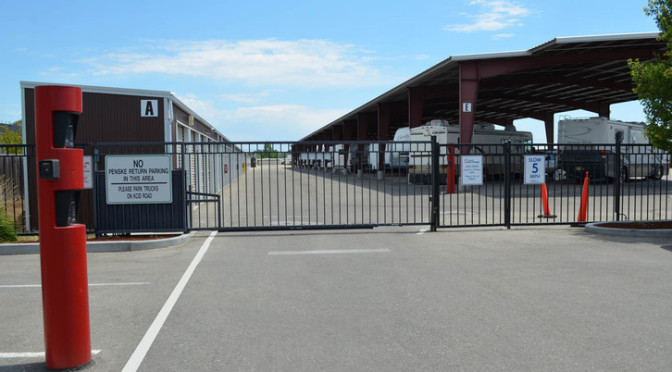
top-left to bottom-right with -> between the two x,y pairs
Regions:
524,155 -> 546,184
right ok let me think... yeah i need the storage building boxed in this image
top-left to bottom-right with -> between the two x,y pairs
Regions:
21,81 -> 243,231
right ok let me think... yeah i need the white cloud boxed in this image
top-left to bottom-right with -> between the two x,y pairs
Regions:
445,0 -> 531,33
224,104 -> 350,141
82,39 -> 385,88
220,91 -> 274,105
493,33 -> 516,40
174,93 -> 348,141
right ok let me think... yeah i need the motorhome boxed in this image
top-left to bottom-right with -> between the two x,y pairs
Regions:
557,117 -> 669,182
369,127 -> 411,173
408,120 -> 533,184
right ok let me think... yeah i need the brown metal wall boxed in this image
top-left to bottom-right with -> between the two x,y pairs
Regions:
24,89 -> 166,146
78,92 -> 165,143
24,89 -> 37,232
25,88 -> 168,231
173,105 -> 223,141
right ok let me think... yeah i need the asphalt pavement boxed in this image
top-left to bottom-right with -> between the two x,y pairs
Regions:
1,225 -> 672,371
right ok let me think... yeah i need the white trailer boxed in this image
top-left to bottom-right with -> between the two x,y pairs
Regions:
408,120 -> 532,184
309,152 -> 332,169
368,127 -> 411,172
331,144 -> 346,171
558,117 -> 651,145
557,117 -> 669,181
348,143 -> 371,173
298,152 -> 309,167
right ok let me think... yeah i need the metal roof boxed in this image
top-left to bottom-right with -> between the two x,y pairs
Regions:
301,32 -> 665,141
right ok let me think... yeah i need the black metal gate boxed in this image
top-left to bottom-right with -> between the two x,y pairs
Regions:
81,140 -> 670,233
436,141 -> 672,229
209,142 -> 432,231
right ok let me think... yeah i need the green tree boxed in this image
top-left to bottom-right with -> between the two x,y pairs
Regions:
630,0 -> 672,152
257,143 -> 280,159
0,120 -> 23,154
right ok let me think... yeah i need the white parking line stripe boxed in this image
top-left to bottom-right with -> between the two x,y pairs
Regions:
0,350 -> 101,359
269,248 -> 390,256
0,282 -> 150,289
122,231 -> 217,372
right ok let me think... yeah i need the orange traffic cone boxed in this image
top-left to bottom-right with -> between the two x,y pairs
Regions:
577,172 -> 589,222
538,183 -> 556,218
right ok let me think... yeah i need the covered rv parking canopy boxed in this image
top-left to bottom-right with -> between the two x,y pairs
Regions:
299,33 -> 666,148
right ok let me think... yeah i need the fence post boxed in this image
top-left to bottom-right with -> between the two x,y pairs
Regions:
504,140 -> 512,229
92,146 -> 100,236
613,133 -> 622,221
430,136 -> 439,232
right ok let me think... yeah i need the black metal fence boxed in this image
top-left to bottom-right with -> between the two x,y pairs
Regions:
213,142 -> 430,230
183,140 -> 671,231
4,140 -> 671,235
434,141 -> 671,228
0,145 -> 30,234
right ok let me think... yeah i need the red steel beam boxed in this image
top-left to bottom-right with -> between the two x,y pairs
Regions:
408,87 -> 424,128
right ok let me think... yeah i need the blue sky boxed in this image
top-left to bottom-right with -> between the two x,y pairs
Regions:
0,0 -> 658,142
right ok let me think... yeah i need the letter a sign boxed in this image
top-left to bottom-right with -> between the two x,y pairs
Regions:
140,100 -> 159,117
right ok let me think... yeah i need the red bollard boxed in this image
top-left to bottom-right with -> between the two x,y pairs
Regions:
35,85 -> 91,369
577,172 -> 590,222
446,145 -> 456,193
538,183 -> 556,218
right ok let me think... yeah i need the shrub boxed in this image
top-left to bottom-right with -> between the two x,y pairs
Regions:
0,210 -> 17,242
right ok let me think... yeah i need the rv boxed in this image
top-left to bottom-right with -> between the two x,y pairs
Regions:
408,120 -> 532,184
368,127 -> 411,173
557,117 -> 669,182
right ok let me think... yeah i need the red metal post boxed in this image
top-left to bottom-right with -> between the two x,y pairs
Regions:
459,61 -> 479,154
408,87 -> 424,128
357,113 -> 369,172
377,103 -> 390,174
544,112 -> 555,149
35,85 -> 91,369
446,145 -> 456,194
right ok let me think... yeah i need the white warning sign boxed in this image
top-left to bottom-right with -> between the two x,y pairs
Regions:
460,155 -> 484,186
105,155 -> 172,204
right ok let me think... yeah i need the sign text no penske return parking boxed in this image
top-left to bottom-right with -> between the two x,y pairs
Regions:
105,155 -> 172,204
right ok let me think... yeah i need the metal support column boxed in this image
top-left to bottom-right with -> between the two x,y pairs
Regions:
459,61 -> 479,153
614,132 -> 623,221
504,140 -> 512,229
430,136 -> 440,232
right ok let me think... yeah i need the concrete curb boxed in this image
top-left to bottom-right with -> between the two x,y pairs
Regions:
0,233 -> 193,255
585,220 -> 672,238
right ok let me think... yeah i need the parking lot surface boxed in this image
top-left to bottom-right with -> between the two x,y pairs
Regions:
1,226 -> 672,371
